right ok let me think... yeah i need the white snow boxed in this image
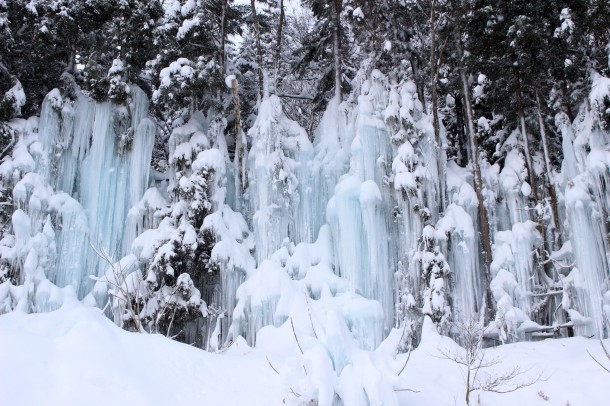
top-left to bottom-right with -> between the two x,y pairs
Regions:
1,306 -> 609,405
0,306 -> 284,406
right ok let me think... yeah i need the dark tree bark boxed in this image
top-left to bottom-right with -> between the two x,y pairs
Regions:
331,0 -> 342,100
250,0 -> 264,100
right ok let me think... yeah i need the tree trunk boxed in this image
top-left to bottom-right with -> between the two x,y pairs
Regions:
273,0 -> 285,92
513,72 -> 538,204
536,90 -> 563,248
429,0 -> 446,213
331,0 -> 342,101
514,72 -> 552,294
452,0 -> 495,322
231,78 -> 246,191
455,92 -> 468,166
250,0 -> 264,100
220,0 -> 228,69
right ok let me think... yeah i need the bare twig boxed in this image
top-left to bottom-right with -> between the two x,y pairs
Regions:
438,318 -> 543,405
398,346 -> 413,375
289,317 -> 308,375
266,355 -> 280,375
304,293 -> 318,339
394,388 -> 420,393
290,317 -> 305,354
88,237 -> 142,333
588,347 -> 610,374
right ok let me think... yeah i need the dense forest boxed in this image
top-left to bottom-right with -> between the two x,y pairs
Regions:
1,2 -> 610,401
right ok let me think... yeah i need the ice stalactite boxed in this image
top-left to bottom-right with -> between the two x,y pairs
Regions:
496,147 -> 533,231
310,96 -> 352,237
230,223 -> 386,350
124,114 -> 156,249
247,95 -> 314,263
0,86 -> 156,310
489,220 -> 541,341
483,144 -> 548,340
77,87 -> 155,292
560,74 -> 610,337
564,178 -> 609,336
202,205 -> 255,348
327,176 -> 392,338
232,78 -> 393,351
436,204 -> 479,322
327,71 -> 396,337
126,187 -> 167,248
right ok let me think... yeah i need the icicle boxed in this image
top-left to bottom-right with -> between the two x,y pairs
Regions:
565,176 -> 609,336
436,204 -> 481,322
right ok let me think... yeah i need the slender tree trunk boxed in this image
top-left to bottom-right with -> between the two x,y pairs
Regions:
273,0 -> 285,92
250,0 -> 264,100
231,78 -> 246,190
514,73 -> 551,292
536,90 -> 562,248
429,0 -> 446,213
466,367 -> 471,405
454,92 -> 468,166
220,0 -> 228,69
331,0 -> 342,101
513,72 -> 537,203
430,2 -> 440,141
452,0 -> 495,322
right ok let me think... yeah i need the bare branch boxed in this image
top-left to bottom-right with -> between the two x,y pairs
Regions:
289,317 -> 307,375
600,339 -> 610,361
438,318 -> 544,405
394,388 -> 420,393
266,356 -> 280,375
290,317 -> 305,355
588,349 -> 610,374
304,293 -> 318,339
278,93 -> 314,101
398,346 -> 412,375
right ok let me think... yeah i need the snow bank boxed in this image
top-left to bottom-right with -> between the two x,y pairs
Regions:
1,306 -> 609,406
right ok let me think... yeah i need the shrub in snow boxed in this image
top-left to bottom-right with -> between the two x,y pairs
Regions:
416,225 -> 451,334
126,119 -> 252,344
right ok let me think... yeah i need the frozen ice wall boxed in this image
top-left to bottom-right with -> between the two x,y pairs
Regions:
560,76 -> 610,337
232,72 -> 396,350
2,87 -> 155,305
327,72 -> 396,335
247,95 -> 314,262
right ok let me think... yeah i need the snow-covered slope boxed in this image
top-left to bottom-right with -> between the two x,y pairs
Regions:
0,305 -> 284,406
0,304 -> 608,406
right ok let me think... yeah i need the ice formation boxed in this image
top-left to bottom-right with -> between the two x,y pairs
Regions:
1,66 -> 610,405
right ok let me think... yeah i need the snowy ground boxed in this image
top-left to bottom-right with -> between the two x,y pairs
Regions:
0,306 -> 607,406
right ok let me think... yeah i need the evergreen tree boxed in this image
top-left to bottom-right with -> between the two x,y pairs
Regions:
294,0 -> 349,109
150,0 -> 243,127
